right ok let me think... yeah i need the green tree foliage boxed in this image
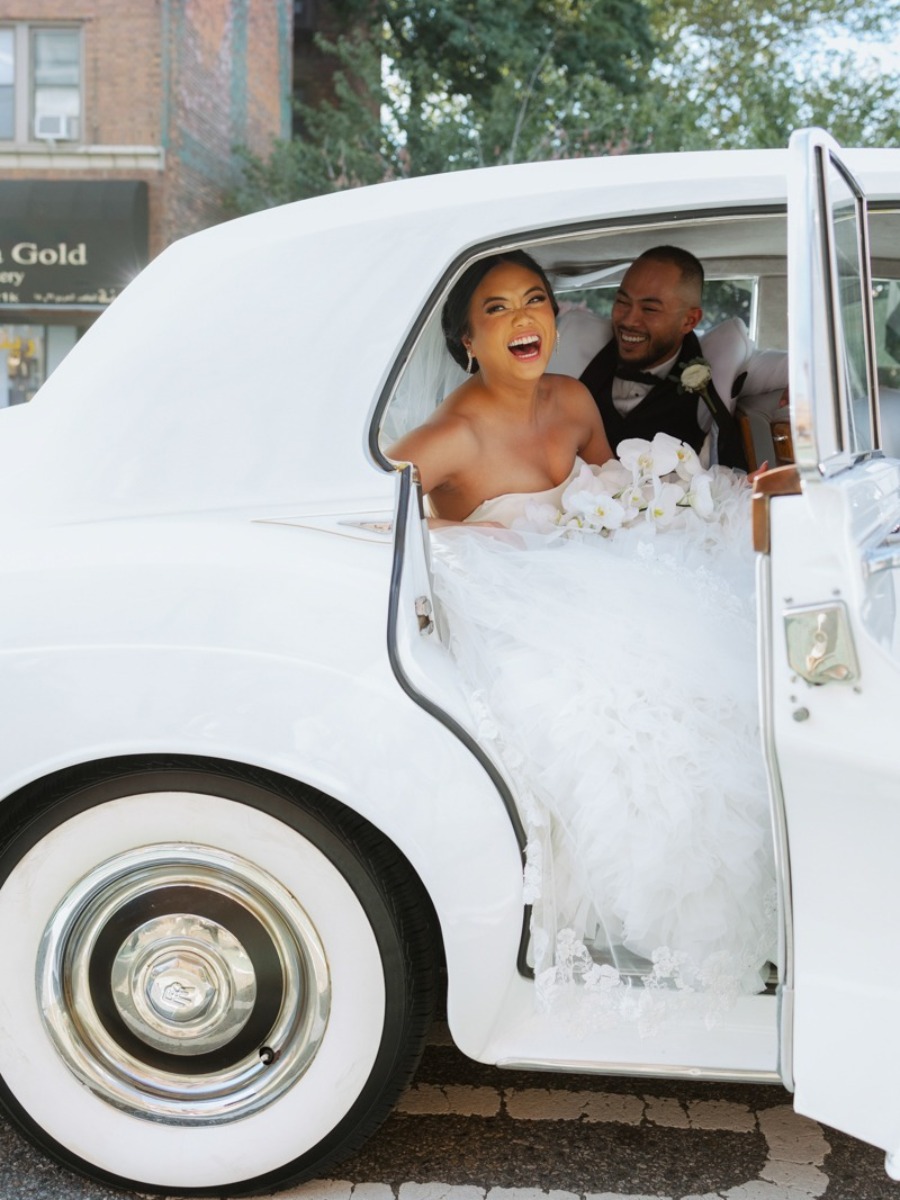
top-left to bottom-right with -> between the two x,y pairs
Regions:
227,0 -> 900,214
228,0 -> 654,210
381,0 -> 653,170
628,0 -> 900,151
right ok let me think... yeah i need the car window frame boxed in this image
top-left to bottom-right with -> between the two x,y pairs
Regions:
370,203 -> 790,465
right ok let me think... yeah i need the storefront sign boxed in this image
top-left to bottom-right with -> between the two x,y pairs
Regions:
0,180 -> 149,307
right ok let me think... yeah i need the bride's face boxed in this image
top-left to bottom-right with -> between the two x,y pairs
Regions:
463,262 -> 556,381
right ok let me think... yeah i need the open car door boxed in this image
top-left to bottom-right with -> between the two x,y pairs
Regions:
762,128 -> 900,1173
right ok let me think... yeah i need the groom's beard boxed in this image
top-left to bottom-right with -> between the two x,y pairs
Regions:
613,328 -> 684,372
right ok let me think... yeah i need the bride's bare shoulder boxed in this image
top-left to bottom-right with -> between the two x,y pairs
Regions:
387,389 -> 481,467
543,371 -> 595,411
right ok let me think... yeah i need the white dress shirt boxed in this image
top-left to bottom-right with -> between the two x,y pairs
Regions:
610,352 -> 679,417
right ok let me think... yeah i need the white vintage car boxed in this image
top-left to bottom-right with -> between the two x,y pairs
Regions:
0,128 -> 899,1196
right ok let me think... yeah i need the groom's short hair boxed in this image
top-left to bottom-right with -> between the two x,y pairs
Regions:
634,245 -> 704,301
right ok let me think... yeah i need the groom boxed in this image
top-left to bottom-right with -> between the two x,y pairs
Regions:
554,245 -> 787,470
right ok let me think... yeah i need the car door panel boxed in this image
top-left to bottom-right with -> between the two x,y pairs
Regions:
769,128 -> 900,1165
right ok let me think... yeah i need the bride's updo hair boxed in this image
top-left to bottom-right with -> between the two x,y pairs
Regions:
442,249 -> 560,373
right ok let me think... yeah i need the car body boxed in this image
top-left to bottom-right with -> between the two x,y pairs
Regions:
0,129 -> 899,1195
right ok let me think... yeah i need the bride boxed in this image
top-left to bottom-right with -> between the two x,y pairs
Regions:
388,251 -> 776,1028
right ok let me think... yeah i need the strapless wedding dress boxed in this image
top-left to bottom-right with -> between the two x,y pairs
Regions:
464,466 -> 580,524
429,461 -> 776,1031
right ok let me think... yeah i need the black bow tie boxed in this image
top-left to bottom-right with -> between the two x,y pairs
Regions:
614,365 -> 663,385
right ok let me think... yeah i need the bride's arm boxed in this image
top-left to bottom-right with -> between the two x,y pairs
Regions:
562,378 -> 614,467
581,414 -> 614,468
387,414 -> 479,515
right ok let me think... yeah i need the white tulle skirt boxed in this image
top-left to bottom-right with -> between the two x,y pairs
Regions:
429,470 -> 776,1031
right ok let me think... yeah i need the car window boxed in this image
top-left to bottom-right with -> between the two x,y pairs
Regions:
556,278 -> 758,338
874,277 -> 900,391
824,152 -> 878,456
378,208 -> 789,450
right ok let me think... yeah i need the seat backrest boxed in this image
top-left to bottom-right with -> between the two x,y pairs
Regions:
551,309 -> 612,378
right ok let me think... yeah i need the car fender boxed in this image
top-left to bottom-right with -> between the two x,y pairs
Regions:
0,520 -> 525,1060
0,641 -> 524,1058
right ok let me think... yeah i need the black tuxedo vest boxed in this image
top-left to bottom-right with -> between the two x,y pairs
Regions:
579,331 -> 748,470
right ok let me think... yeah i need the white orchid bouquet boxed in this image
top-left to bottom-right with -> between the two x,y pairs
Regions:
521,432 -> 718,536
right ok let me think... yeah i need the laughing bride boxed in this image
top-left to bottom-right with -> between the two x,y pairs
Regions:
388,250 -> 776,1030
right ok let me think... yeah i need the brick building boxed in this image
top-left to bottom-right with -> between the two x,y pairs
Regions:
0,0 -> 292,405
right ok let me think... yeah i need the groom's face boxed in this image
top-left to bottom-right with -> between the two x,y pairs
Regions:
612,259 -> 702,370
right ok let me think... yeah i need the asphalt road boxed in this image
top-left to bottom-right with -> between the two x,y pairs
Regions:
0,1023 -> 896,1200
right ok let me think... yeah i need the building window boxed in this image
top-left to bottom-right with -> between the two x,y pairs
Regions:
0,24 -> 81,144
0,30 -> 13,140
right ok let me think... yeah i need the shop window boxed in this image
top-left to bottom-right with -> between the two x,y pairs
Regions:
0,24 -> 81,144
0,325 -> 43,407
0,325 -> 81,406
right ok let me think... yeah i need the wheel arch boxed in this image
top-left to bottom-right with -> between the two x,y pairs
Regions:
0,750 -> 445,962
0,729 -> 523,1059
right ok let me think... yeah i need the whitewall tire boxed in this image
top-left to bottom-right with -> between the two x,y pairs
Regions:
0,761 -> 438,1195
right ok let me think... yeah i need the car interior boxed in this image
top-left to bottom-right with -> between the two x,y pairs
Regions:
380,204 -> 900,469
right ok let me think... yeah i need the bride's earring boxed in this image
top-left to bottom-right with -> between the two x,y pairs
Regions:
465,345 -> 474,374
555,328 -> 561,353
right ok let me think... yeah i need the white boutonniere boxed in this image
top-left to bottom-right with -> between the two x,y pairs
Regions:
677,357 -> 716,419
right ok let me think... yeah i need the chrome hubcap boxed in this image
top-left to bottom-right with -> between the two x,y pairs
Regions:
39,844 -> 331,1125
110,913 -> 257,1055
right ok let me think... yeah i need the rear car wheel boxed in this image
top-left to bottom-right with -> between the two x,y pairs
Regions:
0,761 -> 437,1195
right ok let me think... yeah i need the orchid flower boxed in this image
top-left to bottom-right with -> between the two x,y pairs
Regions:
617,483 -> 648,521
513,500 -> 563,534
674,442 -> 702,481
645,481 -> 682,527
563,486 -> 625,532
618,433 -> 682,482
685,472 -> 714,518
593,458 -> 632,492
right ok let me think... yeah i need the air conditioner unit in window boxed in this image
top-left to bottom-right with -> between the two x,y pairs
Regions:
34,114 -> 77,141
